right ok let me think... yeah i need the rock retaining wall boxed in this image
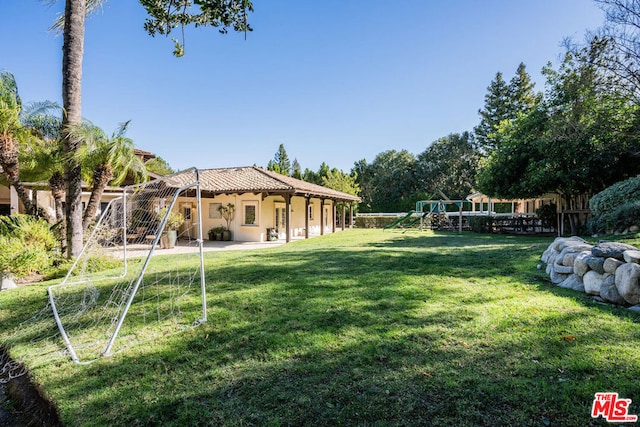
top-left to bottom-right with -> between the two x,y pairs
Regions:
541,236 -> 640,310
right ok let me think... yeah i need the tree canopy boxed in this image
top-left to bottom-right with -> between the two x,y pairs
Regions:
416,132 -> 480,200
140,0 -> 253,56
474,63 -> 539,153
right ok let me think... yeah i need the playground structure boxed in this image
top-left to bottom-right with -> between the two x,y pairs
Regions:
383,199 -> 468,232
381,192 -> 557,234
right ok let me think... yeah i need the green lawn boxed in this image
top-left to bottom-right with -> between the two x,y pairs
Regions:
2,229 -> 640,426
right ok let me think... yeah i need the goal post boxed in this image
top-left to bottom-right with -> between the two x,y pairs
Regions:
47,168 -> 207,364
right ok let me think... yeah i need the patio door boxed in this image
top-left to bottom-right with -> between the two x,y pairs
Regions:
274,203 -> 286,238
180,202 -> 196,239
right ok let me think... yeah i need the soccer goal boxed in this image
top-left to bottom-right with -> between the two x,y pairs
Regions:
47,168 -> 207,364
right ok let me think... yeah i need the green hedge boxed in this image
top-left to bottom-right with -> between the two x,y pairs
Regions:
589,176 -> 640,233
590,176 -> 640,216
588,200 -> 640,233
355,216 -> 404,228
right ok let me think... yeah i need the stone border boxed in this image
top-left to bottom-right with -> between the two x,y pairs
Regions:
541,236 -> 640,309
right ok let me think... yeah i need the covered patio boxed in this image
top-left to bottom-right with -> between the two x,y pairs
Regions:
169,167 -> 360,243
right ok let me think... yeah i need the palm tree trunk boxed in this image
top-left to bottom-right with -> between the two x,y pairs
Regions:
50,172 -> 65,222
9,175 -> 36,215
83,164 -> 112,231
62,0 -> 86,257
50,171 -> 67,255
0,134 -> 42,218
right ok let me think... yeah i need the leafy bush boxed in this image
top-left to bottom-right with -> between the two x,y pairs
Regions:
469,216 -> 493,233
589,176 -> 640,232
0,215 -> 58,278
535,203 -> 557,228
588,200 -> 640,233
355,216 -> 402,228
590,176 -> 640,216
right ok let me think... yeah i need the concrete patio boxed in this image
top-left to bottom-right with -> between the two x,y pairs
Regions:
120,237 -> 287,258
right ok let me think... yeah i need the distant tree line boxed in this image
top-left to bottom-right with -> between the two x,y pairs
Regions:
295,1 -> 640,220
265,144 -> 360,200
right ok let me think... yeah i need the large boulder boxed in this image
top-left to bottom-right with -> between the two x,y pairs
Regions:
592,241 -> 639,260
0,276 -> 17,291
562,252 -> 580,267
550,269 -> 570,285
583,271 -> 605,296
603,258 -> 624,275
553,236 -> 589,252
615,263 -> 640,305
556,245 -> 593,269
573,251 -> 592,278
554,264 -> 574,274
600,275 -> 629,306
586,256 -> 606,274
558,274 -> 585,292
546,263 -> 554,276
541,246 -> 558,265
623,250 -> 640,264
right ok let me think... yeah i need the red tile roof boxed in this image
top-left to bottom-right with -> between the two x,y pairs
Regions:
169,167 -> 360,202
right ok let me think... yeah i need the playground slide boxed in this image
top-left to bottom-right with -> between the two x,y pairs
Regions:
402,211 -> 429,228
383,210 -> 416,229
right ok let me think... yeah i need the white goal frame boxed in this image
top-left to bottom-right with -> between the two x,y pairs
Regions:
47,168 -> 207,364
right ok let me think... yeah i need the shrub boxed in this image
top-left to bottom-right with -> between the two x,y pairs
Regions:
469,216 -> 492,233
608,201 -> 640,232
589,176 -> 640,232
355,216 -> 402,228
535,203 -> 557,228
590,175 -> 640,217
0,215 -> 58,278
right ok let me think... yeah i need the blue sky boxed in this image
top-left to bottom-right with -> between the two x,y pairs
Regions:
3,1 -> 605,173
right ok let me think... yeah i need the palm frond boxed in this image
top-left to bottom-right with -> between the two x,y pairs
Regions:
49,0 -> 107,34
21,101 -> 63,140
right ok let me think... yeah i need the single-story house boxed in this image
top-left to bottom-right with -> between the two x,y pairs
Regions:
167,167 -> 360,243
3,164 -> 360,244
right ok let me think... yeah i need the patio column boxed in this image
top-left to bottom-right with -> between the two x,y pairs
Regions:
341,203 -> 346,231
320,199 -> 325,236
285,193 -> 291,243
332,202 -> 336,233
305,197 -> 310,239
9,185 -> 19,214
349,202 -> 354,229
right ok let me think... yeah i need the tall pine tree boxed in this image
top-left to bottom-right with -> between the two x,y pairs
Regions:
267,144 -> 291,176
474,71 -> 511,152
475,64 -> 539,153
509,63 -> 539,116
291,158 -> 302,179
275,144 -> 291,176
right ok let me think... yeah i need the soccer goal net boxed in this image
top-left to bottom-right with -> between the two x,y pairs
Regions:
44,167 -> 207,364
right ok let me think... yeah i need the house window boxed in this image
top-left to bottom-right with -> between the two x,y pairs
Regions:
96,202 -> 110,220
243,202 -> 258,225
209,203 -> 222,218
308,204 -> 314,220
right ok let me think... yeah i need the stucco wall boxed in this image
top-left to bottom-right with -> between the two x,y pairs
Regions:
194,194 -> 337,242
